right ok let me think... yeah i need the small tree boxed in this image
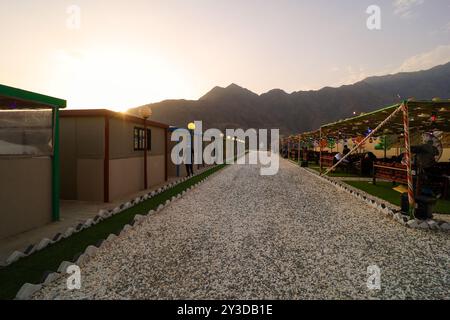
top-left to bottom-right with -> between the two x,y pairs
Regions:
327,138 -> 336,152
375,135 -> 396,159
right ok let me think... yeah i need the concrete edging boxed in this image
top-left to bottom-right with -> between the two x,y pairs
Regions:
299,166 -> 450,232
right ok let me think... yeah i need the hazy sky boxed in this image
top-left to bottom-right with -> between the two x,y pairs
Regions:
1,0 -> 449,110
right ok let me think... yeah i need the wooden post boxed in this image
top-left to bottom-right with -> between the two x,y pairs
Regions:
319,128 -> 323,172
51,107 -> 60,221
104,115 -> 110,203
144,119 -> 148,189
402,102 -> 415,219
165,128 -> 168,181
323,104 -> 403,176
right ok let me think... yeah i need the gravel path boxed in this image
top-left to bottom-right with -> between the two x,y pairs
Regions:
34,153 -> 449,300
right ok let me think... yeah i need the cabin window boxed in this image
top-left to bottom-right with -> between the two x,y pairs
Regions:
0,109 -> 53,156
133,127 -> 151,151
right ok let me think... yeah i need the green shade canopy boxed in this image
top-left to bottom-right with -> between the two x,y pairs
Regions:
0,84 -> 66,109
320,100 -> 450,138
299,130 -> 321,141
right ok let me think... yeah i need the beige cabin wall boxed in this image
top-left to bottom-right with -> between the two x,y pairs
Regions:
0,157 -> 52,239
76,159 -> 104,202
60,117 -> 105,200
109,157 -> 144,201
148,155 -> 165,187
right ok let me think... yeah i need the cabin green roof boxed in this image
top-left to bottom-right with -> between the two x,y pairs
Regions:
0,84 -> 66,109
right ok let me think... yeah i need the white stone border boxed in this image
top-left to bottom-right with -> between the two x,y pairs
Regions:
13,165 -> 225,300
299,166 -> 450,232
2,166 -> 221,268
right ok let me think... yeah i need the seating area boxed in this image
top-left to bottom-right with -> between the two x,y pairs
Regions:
288,100 -> 450,218
373,162 -> 408,185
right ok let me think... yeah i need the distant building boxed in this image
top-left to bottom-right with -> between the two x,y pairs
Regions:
60,109 -> 169,202
0,84 -> 66,239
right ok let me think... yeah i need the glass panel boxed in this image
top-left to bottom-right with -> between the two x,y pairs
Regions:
0,109 -> 53,156
134,128 -> 139,150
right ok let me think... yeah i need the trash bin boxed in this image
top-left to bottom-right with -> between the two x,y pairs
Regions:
401,193 -> 409,214
401,193 -> 436,220
415,195 -> 437,220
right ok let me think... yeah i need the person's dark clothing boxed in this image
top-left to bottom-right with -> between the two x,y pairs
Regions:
186,164 -> 194,176
343,146 -> 351,156
185,147 -> 195,176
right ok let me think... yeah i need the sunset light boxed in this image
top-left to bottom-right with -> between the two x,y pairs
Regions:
1,0 -> 449,306
49,46 -> 190,110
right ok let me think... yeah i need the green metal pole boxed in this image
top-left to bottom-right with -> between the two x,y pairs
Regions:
52,107 -> 60,221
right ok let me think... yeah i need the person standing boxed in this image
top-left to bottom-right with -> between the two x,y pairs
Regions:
185,145 -> 194,177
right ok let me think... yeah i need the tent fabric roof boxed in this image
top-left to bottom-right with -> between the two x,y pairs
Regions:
0,84 -> 66,109
319,100 -> 450,138
299,130 -> 321,141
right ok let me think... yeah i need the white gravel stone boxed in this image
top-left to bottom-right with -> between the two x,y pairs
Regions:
6,251 -> 26,265
427,220 -> 439,230
84,245 -> 99,257
63,227 -> 76,238
106,234 -> 117,242
33,153 -> 450,300
133,214 -> 145,223
16,283 -> 42,300
84,219 -> 95,228
98,209 -> 108,217
406,220 -> 419,229
43,272 -> 61,285
36,238 -> 52,251
57,261 -> 74,273
418,222 -> 430,230
75,253 -> 89,266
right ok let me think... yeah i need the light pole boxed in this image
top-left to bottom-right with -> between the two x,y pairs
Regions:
187,122 -> 196,175
140,107 -> 152,189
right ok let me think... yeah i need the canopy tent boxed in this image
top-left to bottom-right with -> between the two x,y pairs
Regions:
280,135 -> 300,160
321,101 -> 450,138
317,99 -> 450,218
299,130 -> 321,144
0,84 -> 66,221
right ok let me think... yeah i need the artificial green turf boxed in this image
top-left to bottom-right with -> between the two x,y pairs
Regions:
343,181 -> 450,214
288,159 -> 363,178
289,159 -> 359,178
0,164 -> 226,300
309,166 -> 363,178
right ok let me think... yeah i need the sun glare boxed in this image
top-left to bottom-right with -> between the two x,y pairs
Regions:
52,47 -> 191,110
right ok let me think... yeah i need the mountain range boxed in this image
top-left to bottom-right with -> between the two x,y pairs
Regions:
131,62 -> 450,135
